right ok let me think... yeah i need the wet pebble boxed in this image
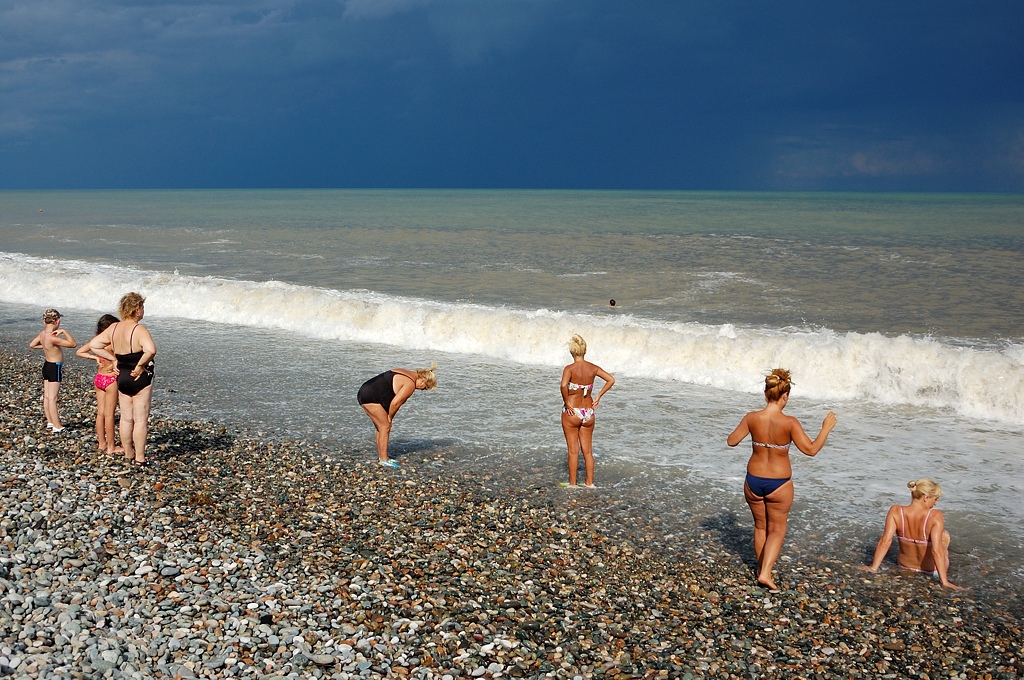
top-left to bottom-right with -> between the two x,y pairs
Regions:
0,348 -> 1021,679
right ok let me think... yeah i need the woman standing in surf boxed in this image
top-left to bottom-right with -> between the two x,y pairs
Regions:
727,368 -> 836,590
560,334 -> 615,487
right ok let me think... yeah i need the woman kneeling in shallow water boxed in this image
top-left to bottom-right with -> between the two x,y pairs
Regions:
728,368 -> 837,590
861,478 -> 963,590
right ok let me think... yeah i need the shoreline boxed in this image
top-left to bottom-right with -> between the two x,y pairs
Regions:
1,348 -> 1021,679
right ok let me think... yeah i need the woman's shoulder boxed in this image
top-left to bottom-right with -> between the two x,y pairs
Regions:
564,363 -> 596,377
742,409 -> 761,420
133,322 -> 155,339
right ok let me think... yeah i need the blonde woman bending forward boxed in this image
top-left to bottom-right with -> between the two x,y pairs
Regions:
861,479 -> 963,590
728,368 -> 836,590
560,334 -> 615,487
357,364 -> 437,469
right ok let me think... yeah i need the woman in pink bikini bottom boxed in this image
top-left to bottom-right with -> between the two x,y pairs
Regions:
560,334 -> 615,488
76,314 -> 122,455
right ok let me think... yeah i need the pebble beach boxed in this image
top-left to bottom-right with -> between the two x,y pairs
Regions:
1,348 -> 1021,679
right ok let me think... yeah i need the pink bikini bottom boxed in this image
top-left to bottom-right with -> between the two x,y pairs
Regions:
94,373 -> 117,391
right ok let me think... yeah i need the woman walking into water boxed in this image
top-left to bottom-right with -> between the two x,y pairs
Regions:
728,368 -> 836,590
357,364 -> 437,468
861,479 -> 963,590
560,334 -> 614,487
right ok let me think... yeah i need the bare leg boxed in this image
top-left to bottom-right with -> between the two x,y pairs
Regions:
119,393 -> 136,461
744,482 -> 768,565
362,404 -> 393,462
43,381 -> 62,428
129,386 -> 152,464
561,411 -> 582,485
745,480 -> 794,590
578,418 -> 597,486
94,387 -> 107,450
102,384 -> 121,453
935,530 -> 952,576
119,393 -> 143,462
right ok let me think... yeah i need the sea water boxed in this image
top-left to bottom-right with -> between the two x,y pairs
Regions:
1,189 -> 1022,585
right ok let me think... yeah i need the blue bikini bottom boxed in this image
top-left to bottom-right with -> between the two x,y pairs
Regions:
745,473 -> 791,497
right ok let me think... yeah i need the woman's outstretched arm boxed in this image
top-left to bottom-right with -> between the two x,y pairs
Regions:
727,414 -> 750,447
862,505 -> 899,572
789,412 -> 837,456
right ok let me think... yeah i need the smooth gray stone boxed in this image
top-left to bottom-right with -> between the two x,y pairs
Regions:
310,654 -> 336,666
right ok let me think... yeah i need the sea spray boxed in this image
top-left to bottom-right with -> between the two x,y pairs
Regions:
3,251 -> 1022,425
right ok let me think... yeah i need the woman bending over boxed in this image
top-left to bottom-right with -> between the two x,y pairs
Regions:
357,364 -> 437,468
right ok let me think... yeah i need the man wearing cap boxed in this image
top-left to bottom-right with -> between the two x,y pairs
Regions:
29,309 -> 77,433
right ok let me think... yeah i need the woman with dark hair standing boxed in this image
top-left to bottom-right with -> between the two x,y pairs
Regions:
76,314 -> 121,455
728,368 -> 836,589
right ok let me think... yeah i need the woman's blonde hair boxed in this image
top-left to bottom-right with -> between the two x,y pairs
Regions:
118,292 -> 146,320
568,334 -> 587,358
908,478 -> 943,500
764,368 -> 792,402
416,362 -> 438,390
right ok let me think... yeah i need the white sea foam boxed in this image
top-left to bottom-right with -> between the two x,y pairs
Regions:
3,252 -> 1022,424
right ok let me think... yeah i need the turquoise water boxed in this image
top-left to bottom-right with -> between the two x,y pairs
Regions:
1,189 -> 1022,585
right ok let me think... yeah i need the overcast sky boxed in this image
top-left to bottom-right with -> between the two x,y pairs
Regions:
2,1 -> 1022,191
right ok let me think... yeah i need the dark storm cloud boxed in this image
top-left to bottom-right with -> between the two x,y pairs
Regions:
1,0 -> 1022,189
